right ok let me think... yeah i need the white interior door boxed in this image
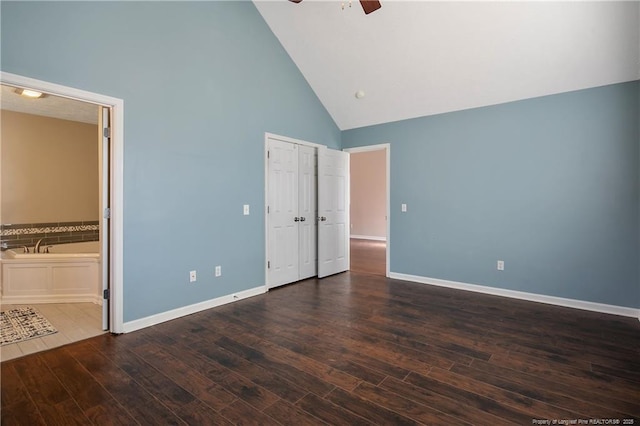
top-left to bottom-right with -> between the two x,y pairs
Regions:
318,147 -> 349,278
267,139 -> 299,288
298,145 -> 317,279
98,106 -> 110,330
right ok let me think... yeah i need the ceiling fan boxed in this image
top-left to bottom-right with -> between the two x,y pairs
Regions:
289,0 -> 382,15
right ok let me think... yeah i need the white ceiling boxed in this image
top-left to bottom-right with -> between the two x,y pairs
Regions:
1,84 -> 99,125
2,3 -> 637,131
255,0 -> 640,130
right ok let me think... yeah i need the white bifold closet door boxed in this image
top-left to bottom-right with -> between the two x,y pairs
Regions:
267,139 -> 318,288
298,144 -> 318,279
267,138 -> 349,288
317,146 -> 349,278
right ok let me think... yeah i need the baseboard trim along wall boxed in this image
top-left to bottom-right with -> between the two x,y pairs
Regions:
122,285 -> 267,333
389,272 -> 640,320
350,235 -> 387,241
0,294 -> 102,305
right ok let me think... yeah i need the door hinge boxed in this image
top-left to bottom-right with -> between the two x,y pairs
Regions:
104,207 -> 111,219
267,206 -> 270,214
103,289 -> 110,300
267,150 -> 270,159
103,127 -> 111,139
267,261 -> 270,269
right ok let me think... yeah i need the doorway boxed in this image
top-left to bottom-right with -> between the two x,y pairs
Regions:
0,72 -> 124,349
344,144 -> 390,277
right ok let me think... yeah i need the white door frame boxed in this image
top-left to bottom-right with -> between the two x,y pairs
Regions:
264,132 -> 324,290
344,144 -> 391,278
1,72 -> 125,333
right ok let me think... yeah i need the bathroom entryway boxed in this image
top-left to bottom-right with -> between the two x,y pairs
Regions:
0,84 -> 108,358
0,74 -> 124,359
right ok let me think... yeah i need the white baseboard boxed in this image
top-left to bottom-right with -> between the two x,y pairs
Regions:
389,272 -> 640,320
1,294 -> 102,305
350,235 -> 386,241
122,285 -> 267,333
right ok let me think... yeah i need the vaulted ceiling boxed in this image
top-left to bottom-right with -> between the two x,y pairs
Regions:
2,2 -> 638,130
255,0 -> 640,130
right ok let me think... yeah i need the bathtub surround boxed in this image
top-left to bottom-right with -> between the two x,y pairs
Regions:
0,221 -> 99,251
1,241 -> 101,305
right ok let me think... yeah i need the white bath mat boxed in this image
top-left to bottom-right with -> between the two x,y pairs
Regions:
0,307 -> 58,346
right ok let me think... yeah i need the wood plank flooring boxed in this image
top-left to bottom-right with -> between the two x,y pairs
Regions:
2,273 -> 639,425
350,238 -> 386,276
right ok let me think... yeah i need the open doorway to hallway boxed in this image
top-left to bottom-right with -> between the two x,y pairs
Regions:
346,145 -> 390,277
350,238 -> 386,276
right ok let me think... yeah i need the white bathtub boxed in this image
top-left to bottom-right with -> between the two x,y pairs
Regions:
1,241 -> 101,304
4,241 -> 100,259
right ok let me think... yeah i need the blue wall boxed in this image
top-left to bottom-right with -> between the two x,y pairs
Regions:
343,81 -> 640,308
2,2 -> 638,318
1,1 -> 340,321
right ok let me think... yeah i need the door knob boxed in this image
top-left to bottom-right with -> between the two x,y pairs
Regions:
300,217 -> 306,222
319,216 -> 327,221
294,217 -> 300,222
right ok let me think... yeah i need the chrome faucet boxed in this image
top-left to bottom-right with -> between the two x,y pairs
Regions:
35,238 -> 44,253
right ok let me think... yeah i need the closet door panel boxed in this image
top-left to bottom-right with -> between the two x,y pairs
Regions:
318,147 -> 349,278
298,145 -> 317,279
268,140 -> 299,288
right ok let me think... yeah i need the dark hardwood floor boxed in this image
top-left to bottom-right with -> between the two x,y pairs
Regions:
350,238 -> 386,276
2,272 -> 639,425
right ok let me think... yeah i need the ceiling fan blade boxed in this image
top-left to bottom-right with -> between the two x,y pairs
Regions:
360,0 -> 381,14
288,0 -> 303,3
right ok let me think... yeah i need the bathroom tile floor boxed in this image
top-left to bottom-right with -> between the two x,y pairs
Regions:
0,302 -> 105,362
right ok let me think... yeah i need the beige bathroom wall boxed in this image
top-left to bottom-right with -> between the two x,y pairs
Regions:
1,110 -> 98,224
350,149 -> 386,239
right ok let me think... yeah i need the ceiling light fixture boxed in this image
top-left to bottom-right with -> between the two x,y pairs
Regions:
355,90 -> 365,99
14,88 -> 45,99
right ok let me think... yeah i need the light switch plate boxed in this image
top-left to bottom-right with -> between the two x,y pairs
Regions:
401,203 -> 407,212
243,204 -> 250,215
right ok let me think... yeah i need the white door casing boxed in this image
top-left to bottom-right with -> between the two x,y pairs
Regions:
99,106 -> 110,330
318,147 -> 350,278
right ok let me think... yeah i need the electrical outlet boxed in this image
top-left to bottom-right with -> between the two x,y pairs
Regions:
497,260 -> 504,271
189,270 -> 197,282
215,266 -> 222,277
